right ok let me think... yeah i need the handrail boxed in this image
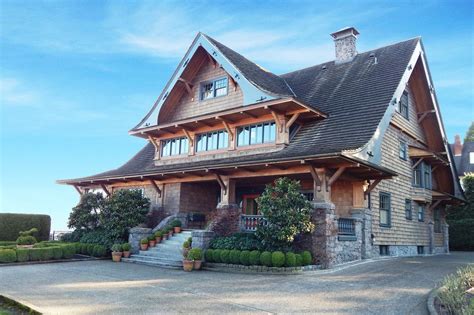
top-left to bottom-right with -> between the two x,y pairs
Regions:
240,214 -> 267,232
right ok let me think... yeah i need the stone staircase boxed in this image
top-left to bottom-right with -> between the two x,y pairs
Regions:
122,230 -> 191,269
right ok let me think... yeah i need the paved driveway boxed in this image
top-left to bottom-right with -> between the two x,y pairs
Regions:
1,252 -> 473,314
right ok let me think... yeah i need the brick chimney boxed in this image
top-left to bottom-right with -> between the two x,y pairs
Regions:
330,27 -> 360,64
453,135 -> 463,156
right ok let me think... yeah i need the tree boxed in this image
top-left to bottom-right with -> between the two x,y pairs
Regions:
255,177 -> 315,250
447,175 -> 474,250
68,192 -> 104,231
464,122 -> 474,143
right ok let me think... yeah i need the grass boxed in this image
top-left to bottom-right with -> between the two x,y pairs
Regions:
0,296 -> 41,315
437,264 -> 474,315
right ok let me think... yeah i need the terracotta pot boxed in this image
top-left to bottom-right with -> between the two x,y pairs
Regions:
140,243 -> 148,251
149,240 -> 156,247
112,252 -> 122,262
183,260 -> 194,272
155,237 -> 162,244
173,227 -> 181,233
123,251 -> 131,258
193,260 -> 202,270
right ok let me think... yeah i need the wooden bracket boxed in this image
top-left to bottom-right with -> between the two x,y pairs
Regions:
214,173 -> 227,195
207,54 -> 217,68
148,136 -> 160,151
100,184 -> 110,197
270,110 -> 282,132
229,76 -> 238,91
220,120 -> 234,140
73,185 -> 83,196
429,199 -> 442,212
412,157 -> 424,169
364,179 -> 381,197
431,165 -> 440,173
182,128 -> 194,146
149,179 -> 162,198
328,167 -> 346,186
417,110 -> 435,123
285,112 -> 300,130
308,165 -> 322,188
178,78 -> 194,97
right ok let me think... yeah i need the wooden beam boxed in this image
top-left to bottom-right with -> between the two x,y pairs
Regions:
100,184 -> 110,197
182,128 -> 194,146
328,167 -> 346,186
229,76 -> 238,91
364,179 -> 381,196
149,179 -> 162,197
195,120 -> 212,128
220,120 -> 234,140
412,157 -> 424,169
270,110 -> 282,132
178,78 -> 193,96
308,165 -> 322,187
215,116 -> 234,124
417,109 -> 435,123
73,185 -> 83,196
148,136 -> 160,151
429,199 -> 442,212
214,173 -> 227,194
432,165 -> 440,173
286,112 -> 300,130
240,111 -> 257,119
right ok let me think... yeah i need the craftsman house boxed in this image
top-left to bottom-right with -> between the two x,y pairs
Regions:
59,27 -> 463,267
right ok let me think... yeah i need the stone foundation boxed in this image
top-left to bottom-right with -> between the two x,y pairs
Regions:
128,227 -> 152,254
191,230 -> 215,252
207,203 -> 240,236
310,202 -> 337,268
334,217 -> 363,265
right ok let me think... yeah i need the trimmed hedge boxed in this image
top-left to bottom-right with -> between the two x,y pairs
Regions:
52,247 -> 63,260
16,248 -> 29,262
230,249 -> 241,264
205,249 -> 214,262
212,249 -> 222,263
272,251 -> 285,267
249,250 -> 261,265
295,254 -> 303,267
220,250 -> 230,264
285,252 -> 296,267
0,249 -> 17,263
0,213 -> 51,241
302,251 -> 312,266
239,250 -> 250,266
260,251 -> 272,267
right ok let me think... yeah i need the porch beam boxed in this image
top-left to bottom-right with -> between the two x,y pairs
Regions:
432,165 -> 440,173
328,167 -> 346,186
215,116 -> 234,124
214,173 -> 227,195
149,179 -> 162,197
100,184 -> 111,197
194,120 -> 212,128
285,112 -> 300,130
73,185 -> 83,196
308,165 -> 322,187
364,179 -> 381,196
412,157 -> 424,169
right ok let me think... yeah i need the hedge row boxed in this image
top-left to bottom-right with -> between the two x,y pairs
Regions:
0,242 -> 107,263
0,213 -> 51,241
205,249 -> 312,267
448,219 -> 474,251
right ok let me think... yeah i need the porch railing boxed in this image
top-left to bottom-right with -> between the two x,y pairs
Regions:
240,215 -> 268,232
338,218 -> 355,236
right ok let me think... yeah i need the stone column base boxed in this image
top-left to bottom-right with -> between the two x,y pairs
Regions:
310,202 -> 337,269
208,203 -> 240,236
129,227 -> 152,254
192,230 -> 215,255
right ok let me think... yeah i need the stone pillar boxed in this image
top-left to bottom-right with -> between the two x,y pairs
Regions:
443,223 -> 449,254
351,208 -> 372,259
128,227 -> 152,254
208,176 -> 240,236
311,201 -> 337,269
191,230 -> 215,252
428,221 -> 434,254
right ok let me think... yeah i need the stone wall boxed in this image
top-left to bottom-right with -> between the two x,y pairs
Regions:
128,227 -> 152,254
334,217 -> 363,265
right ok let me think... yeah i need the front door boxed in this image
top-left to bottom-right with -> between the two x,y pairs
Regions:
242,194 -> 259,215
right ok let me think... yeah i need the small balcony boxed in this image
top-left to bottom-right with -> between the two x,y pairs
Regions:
338,218 -> 356,241
411,187 -> 432,203
240,214 -> 268,232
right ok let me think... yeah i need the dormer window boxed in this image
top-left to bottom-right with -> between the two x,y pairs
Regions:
237,122 -> 276,147
161,137 -> 189,157
399,91 -> 409,119
200,77 -> 228,100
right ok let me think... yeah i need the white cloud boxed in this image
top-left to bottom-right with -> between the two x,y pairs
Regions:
0,78 -> 39,107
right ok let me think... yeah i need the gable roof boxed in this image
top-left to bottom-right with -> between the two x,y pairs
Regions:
452,141 -> 474,176
59,36 -> 421,185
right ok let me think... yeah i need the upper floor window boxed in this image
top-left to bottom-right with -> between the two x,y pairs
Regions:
161,137 -> 189,157
417,204 -> 425,222
470,152 -> 474,164
399,140 -> 408,160
237,122 -> 276,147
434,209 -> 441,233
200,77 -> 228,100
413,161 -> 432,189
196,130 -> 228,152
405,199 -> 412,220
379,192 -> 391,227
399,91 -> 409,119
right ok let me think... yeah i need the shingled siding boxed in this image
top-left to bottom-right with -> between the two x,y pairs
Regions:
392,85 -> 427,143
161,61 -> 244,123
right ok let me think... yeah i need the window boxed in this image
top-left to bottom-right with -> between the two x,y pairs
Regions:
405,199 -> 412,220
379,192 -> 391,227
399,91 -> 409,119
200,77 -> 228,100
423,164 -> 432,189
470,152 -> 474,164
413,161 -> 432,189
301,191 -> 314,201
196,130 -> 228,152
237,122 -> 276,147
161,137 -> 189,157
417,204 -> 425,222
434,209 -> 441,233
399,140 -> 408,160
379,245 -> 389,256
417,246 -> 424,255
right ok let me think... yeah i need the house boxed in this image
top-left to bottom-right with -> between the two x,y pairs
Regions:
451,134 -> 474,186
58,27 -> 463,267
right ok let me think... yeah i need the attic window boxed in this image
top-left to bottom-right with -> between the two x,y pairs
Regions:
200,77 -> 228,100
399,91 -> 409,119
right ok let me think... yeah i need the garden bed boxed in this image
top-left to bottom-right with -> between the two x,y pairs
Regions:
0,295 -> 41,315
204,262 -> 320,274
431,265 -> 473,314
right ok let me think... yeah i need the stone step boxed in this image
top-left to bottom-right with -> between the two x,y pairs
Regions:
138,251 -> 183,260
122,257 -> 182,269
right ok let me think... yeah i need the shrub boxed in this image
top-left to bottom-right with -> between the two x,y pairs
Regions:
249,250 -> 261,265
122,243 -> 131,251
62,244 -> 76,259
448,219 -> 474,251
0,241 -> 16,246
86,244 -> 95,255
438,265 -> 474,314
0,213 -> 51,241
171,219 -> 182,228
79,229 -> 116,250
140,238 -> 148,245
205,249 -> 214,262
182,241 -> 191,249
16,236 -> 37,245
209,233 -> 262,251
187,237 -> 192,245
229,249 -> 241,264
111,244 -> 122,252
80,243 -> 88,255
52,247 -> 63,260
93,245 -> 107,257
29,248 -> 43,261
0,249 -> 17,263
220,250 -> 230,263
187,248 -> 202,261
154,231 -> 163,238
302,251 -> 312,266
60,230 -> 82,243
16,248 -> 29,262
212,249 -> 222,263
68,192 -> 103,231
285,252 -> 296,267
239,250 -> 250,266
295,254 -> 303,267
74,243 -> 82,253
43,248 -> 54,260
272,251 -> 285,267
260,251 -> 272,267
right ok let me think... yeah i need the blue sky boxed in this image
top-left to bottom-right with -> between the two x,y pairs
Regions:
1,0 -> 473,231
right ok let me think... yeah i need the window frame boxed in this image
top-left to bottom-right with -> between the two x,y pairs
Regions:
379,192 -> 391,228
405,199 -> 412,220
161,137 -> 189,157
412,161 -> 432,189
237,121 -> 276,147
399,140 -> 408,160
399,91 -> 409,120
434,208 -> 441,233
199,77 -> 228,101
196,129 -> 229,153
417,204 -> 425,222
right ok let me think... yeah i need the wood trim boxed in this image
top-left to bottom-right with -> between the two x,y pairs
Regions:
214,173 -> 227,194
182,128 -> 194,146
286,112 -> 300,130
220,120 -> 234,140
73,185 -> 83,196
270,110 -> 282,132
412,157 -> 424,169
149,179 -> 162,197
429,199 -> 442,212
178,78 -> 193,96
417,109 -> 435,123
328,166 -> 346,186
100,184 -> 110,197
148,136 -> 160,151
364,179 -> 381,196
308,165 -> 321,187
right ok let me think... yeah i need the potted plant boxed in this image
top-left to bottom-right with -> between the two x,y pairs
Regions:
182,240 -> 191,258
111,244 -> 123,262
166,226 -> 173,238
188,248 -> 203,270
122,243 -> 131,258
154,230 -> 163,243
171,219 -> 182,233
140,238 -> 149,251
182,255 -> 193,272
148,235 -> 156,247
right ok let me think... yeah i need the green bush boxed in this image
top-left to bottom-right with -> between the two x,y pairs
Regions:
438,265 -> 474,314
154,230 -> 163,238
74,243 -> 82,253
80,243 -> 88,255
86,244 -> 95,255
183,241 -> 191,249
285,252 -> 296,267
16,248 -> 29,262
249,250 -> 261,265
205,249 -> 214,262
302,251 -> 312,266
16,235 -> 37,245
140,238 -> 148,245
212,249 -> 222,263
43,248 -> 54,260
52,247 -> 63,260
187,248 -> 202,261
448,219 -> 474,251
93,245 -> 106,257
295,254 -> 303,267
0,241 -> 16,246
272,251 -> 285,267
171,219 -> 182,228
111,244 -> 122,252
239,250 -> 250,266
0,249 -> 17,263
62,244 -> 76,259
220,249 -> 230,263
0,213 -> 51,241
229,249 -> 241,264
29,248 -> 43,261
209,233 -> 262,251
122,243 -> 131,251
260,251 -> 272,267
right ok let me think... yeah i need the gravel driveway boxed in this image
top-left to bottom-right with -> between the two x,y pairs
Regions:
1,252 -> 473,314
